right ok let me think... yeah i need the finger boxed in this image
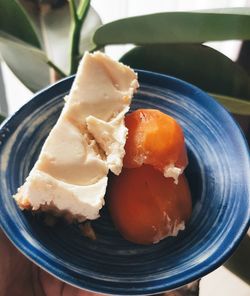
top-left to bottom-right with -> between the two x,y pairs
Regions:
39,268 -> 107,296
39,268 -> 64,295
63,283 -> 108,296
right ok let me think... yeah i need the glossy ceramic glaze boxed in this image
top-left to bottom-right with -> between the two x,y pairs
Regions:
0,71 -> 249,295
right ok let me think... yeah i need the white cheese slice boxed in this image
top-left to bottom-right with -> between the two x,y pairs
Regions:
14,52 -> 139,222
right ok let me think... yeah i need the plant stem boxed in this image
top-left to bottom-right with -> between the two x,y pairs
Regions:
89,44 -> 102,53
47,60 -> 67,78
69,0 -> 90,75
69,0 -> 78,23
78,0 -> 90,20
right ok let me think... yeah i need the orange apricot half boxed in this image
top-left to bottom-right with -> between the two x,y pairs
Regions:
108,165 -> 192,245
123,109 -> 188,176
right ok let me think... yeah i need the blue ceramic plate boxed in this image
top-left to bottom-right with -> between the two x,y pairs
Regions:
0,71 -> 249,295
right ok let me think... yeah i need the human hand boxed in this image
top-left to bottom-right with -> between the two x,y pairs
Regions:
0,230 -> 104,296
0,230 -> 200,296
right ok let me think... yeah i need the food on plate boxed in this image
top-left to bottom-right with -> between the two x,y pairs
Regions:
14,52 -> 139,222
123,109 -> 188,184
108,109 -> 191,244
14,51 -> 191,245
108,165 -> 192,244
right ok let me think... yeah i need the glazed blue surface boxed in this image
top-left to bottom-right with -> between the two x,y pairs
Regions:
0,71 -> 249,295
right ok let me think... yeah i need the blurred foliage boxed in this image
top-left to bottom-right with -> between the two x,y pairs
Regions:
94,8 -> 250,45
0,113 -> 5,124
0,3 -> 249,116
120,44 -> 250,115
0,0 -> 41,47
0,32 -> 50,91
0,0 -> 101,87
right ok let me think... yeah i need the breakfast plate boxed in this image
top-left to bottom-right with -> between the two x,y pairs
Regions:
0,70 -> 249,295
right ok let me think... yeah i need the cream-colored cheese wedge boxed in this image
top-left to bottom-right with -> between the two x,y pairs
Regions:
14,52 -> 139,222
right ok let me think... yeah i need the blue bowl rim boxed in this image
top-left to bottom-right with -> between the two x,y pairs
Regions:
0,69 -> 249,295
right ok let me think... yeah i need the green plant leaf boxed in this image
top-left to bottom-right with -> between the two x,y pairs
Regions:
210,94 -> 250,115
120,44 -> 250,105
0,113 -> 5,124
18,0 -> 43,43
21,2 -> 101,74
0,0 -> 41,48
0,32 -> 50,92
93,9 -> 250,46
